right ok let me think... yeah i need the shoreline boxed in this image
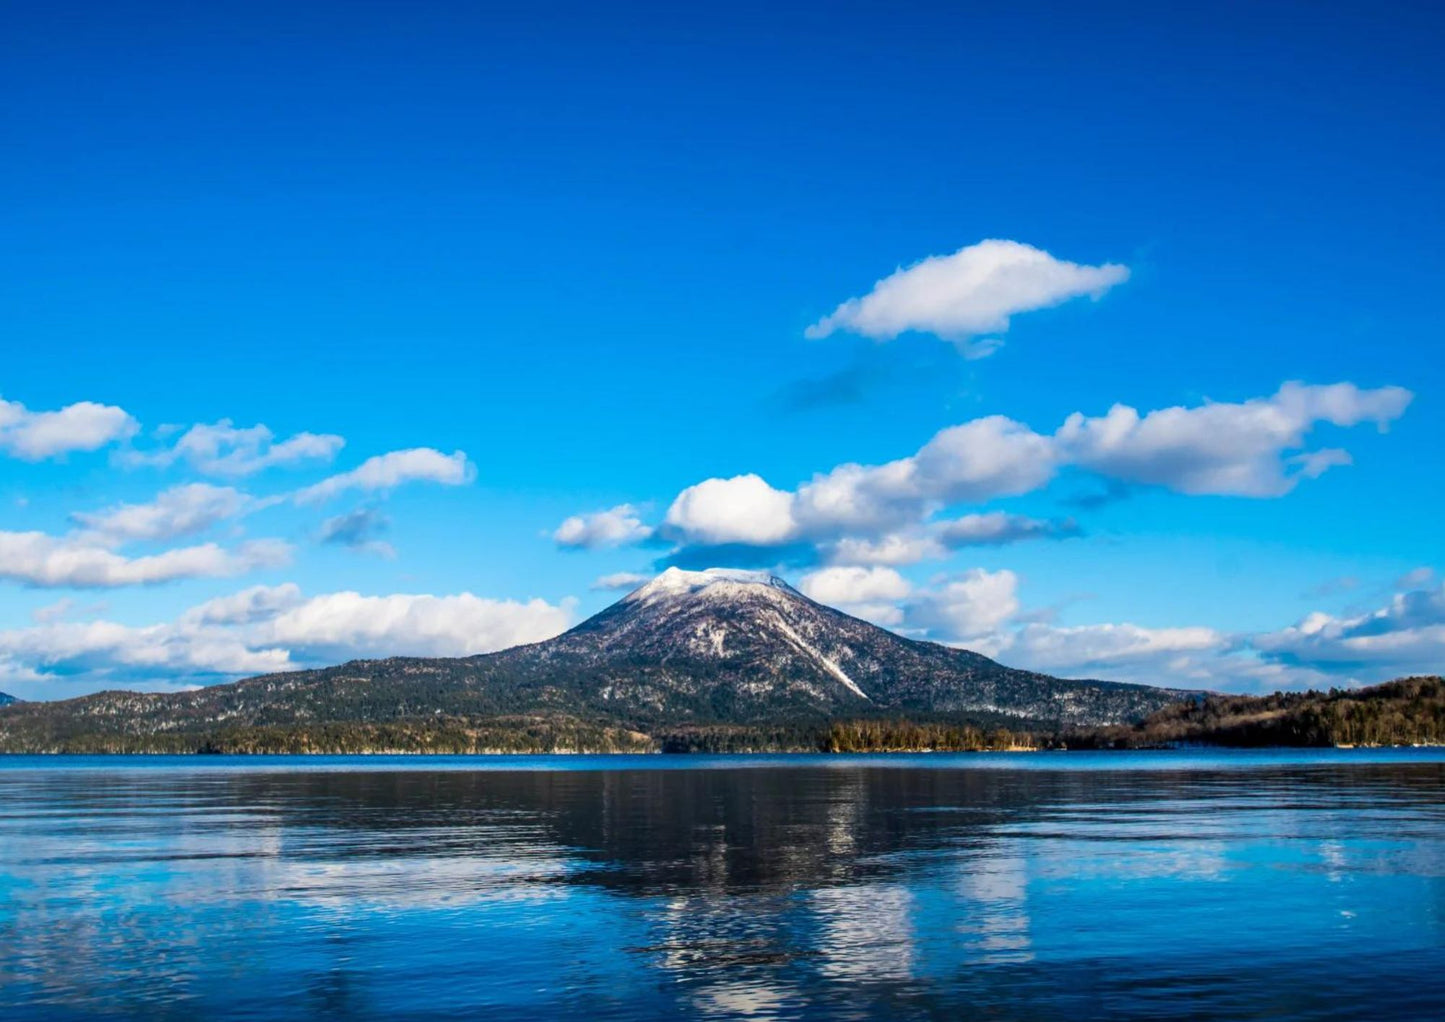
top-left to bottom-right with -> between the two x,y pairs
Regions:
2,741 -> 1443,757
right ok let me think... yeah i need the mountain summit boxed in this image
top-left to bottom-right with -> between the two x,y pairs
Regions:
487,566 -> 1184,725
0,568 -> 1191,752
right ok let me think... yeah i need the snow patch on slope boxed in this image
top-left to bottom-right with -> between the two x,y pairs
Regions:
769,613 -> 869,701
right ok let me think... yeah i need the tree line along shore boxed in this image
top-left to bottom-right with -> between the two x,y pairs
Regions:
0,676 -> 1440,755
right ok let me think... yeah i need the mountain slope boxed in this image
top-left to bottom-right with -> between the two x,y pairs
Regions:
0,692 -> 14,708
0,568 -> 1192,751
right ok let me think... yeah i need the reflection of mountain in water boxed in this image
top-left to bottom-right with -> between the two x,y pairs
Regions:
5,760 -> 1445,1020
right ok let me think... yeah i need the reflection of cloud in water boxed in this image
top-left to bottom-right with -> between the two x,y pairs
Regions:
811,883 -> 914,981
278,851 -> 570,913
823,774 -> 864,862
643,895 -> 802,1020
956,848 -> 1033,963
690,979 -> 795,1019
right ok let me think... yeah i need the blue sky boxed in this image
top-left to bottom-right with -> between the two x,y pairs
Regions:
2,0 -> 1442,699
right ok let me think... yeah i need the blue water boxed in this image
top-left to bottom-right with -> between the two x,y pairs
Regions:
2,750 -> 1443,1019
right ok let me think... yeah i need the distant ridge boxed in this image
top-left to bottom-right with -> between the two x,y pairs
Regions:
0,692 -> 14,708
0,568 -> 1191,753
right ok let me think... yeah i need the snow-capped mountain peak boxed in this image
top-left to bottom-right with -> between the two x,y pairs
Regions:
623,567 -> 794,605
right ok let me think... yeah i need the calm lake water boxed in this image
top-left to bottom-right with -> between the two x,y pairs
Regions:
2,750 -> 1443,1020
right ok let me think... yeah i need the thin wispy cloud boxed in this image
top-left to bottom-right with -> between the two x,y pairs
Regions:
294,448 -> 473,504
122,419 -> 345,476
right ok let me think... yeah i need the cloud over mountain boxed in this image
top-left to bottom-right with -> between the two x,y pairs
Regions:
633,382 -> 1413,566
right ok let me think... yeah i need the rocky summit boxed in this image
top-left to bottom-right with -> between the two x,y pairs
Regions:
0,568 -> 1192,752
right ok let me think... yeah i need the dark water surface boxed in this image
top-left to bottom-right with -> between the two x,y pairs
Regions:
2,750 -> 1444,1020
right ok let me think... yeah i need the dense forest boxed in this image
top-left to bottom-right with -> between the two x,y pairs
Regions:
1071,676 -> 1445,749
2,677 -> 1441,755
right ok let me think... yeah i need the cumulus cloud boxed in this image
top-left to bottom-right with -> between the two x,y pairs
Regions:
0,532 -> 290,588
1056,381 -> 1413,497
1006,621 -> 1227,672
591,572 -> 653,592
1254,581 -> 1445,675
553,504 -> 652,549
903,569 -> 1021,642
647,381 -> 1411,565
0,396 -> 138,460
123,419 -> 344,476
294,448 -> 473,504
70,484 -> 249,544
797,565 -> 914,627
663,474 -> 798,546
318,507 -> 394,558
805,239 -> 1128,351
822,532 -> 947,567
0,583 -> 577,698
260,591 -> 574,660
0,618 -> 292,683
799,566 -> 912,607
802,567 -> 1311,691
661,419 -> 1059,555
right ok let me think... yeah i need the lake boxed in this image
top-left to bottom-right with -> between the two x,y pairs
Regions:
2,750 -> 1443,1020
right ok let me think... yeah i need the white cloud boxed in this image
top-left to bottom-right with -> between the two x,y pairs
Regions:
1006,621 -> 1227,672
0,532 -> 290,588
294,448 -> 473,504
260,591 -> 574,660
0,396 -> 138,460
805,239 -> 1128,348
663,474 -> 798,546
799,566 -> 912,608
123,419 -> 344,476
662,420 -> 1058,552
0,583 -> 577,698
1056,381 -> 1413,497
593,382 -> 1411,565
1254,581 -> 1445,675
70,483 -> 249,544
0,618 -> 292,682
903,569 -> 1020,642
553,504 -> 652,549
823,532 -> 947,566
591,572 -> 653,592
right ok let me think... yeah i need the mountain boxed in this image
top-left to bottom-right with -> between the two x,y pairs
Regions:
0,692 -> 14,707
0,568 -> 1192,753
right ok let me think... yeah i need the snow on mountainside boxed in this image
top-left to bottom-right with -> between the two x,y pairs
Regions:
0,569 -> 1193,750
495,566 -> 1189,726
